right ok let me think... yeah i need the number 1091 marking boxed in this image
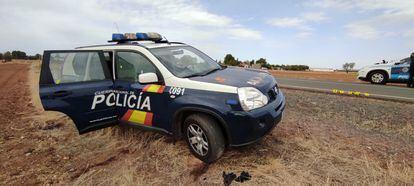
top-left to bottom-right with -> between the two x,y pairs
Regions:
169,87 -> 185,96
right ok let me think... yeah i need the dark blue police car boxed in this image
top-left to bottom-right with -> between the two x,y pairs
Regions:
39,32 -> 285,163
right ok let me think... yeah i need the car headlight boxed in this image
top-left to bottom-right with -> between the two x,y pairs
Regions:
237,87 -> 268,111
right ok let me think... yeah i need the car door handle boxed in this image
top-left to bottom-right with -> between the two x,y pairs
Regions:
53,90 -> 72,97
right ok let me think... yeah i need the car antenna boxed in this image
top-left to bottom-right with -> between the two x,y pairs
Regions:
113,22 -> 120,33
163,36 -> 171,45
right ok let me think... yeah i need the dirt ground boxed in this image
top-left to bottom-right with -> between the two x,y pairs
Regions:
1,62 -> 414,185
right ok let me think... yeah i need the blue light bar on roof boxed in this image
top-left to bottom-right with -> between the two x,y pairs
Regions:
112,33 -> 124,41
110,32 -> 163,42
147,32 -> 162,41
136,33 -> 148,40
124,33 -> 137,39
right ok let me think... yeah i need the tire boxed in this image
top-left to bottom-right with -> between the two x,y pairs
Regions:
184,114 -> 225,163
369,71 -> 387,84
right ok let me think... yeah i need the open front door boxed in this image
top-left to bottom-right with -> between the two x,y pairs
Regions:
39,50 -> 117,134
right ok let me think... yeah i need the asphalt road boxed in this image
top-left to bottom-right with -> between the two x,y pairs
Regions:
276,77 -> 414,103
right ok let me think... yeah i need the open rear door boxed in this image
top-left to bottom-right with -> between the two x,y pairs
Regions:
39,50 -> 117,134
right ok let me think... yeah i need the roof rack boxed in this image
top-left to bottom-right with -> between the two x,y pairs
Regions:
107,39 -> 171,44
76,41 -> 187,49
76,42 -> 148,49
76,43 -> 118,49
169,42 -> 185,45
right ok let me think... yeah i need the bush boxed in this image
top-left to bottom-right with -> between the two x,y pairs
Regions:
271,64 -> 309,71
283,65 -> 310,71
3,51 -> 12,62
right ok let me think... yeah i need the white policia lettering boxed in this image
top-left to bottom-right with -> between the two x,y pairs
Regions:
91,91 -> 151,111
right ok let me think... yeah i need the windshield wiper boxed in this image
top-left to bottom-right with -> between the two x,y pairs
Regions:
182,67 -> 222,78
182,73 -> 204,78
201,67 -> 221,76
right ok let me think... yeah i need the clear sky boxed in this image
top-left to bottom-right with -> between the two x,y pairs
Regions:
1,0 -> 413,69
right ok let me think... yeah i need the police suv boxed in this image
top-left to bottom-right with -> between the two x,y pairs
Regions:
357,57 -> 411,85
39,32 -> 285,163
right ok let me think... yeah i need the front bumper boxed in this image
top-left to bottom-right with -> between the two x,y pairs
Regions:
226,92 -> 285,146
357,70 -> 369,81
358,77 -> 368,81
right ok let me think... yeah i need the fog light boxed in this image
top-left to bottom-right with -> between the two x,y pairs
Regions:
258,122 -> 265,129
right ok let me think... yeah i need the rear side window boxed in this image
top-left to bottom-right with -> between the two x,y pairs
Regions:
49,52 -> 107,84
115,52 -> 157,82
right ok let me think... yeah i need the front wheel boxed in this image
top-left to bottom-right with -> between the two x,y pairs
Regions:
369,71 -> 387,84
184,114 -> 225,163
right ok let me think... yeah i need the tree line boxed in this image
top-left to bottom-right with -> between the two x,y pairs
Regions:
0,50 -> 42,62
221,54 -> 310,71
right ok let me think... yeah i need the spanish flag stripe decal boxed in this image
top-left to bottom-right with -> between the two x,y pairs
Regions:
142,84 -> 165,94
144,112 -> 153,126
157,86 -> 165,93
147,84 -> 161,92
121,109 -> 133,121
122,109 -> 153,126
143,85 -> 151,92
129,110 -> 147,124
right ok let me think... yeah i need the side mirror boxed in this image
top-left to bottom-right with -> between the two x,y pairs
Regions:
138,72 -> 158,84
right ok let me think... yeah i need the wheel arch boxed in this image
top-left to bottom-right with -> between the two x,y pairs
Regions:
172,107 -> 230,145
368,69 -> 389,79
367,69 -> 391,85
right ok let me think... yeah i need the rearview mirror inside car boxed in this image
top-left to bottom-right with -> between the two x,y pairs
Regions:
138,72 -> 158,84
172,49 -> 184,55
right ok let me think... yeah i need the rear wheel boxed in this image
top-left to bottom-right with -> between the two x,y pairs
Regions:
184,114 -> 225,163
369,71 -> 387,84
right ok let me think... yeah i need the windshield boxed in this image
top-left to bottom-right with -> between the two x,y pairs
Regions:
400,57 -> 410,64
149,46 -> 221,78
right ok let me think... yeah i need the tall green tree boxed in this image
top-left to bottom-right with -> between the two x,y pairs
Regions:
0,53 -> 3,60
223,54 -> 239,66
256,58 -> 267,66
3,51 -> 12,62
250,60 -> 255,66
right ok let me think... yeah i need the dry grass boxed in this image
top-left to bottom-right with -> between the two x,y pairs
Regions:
269,70 -> 407,87
66,121 -> 414,185
71,128 -> 193,185
1,59 -> 40,64
270,70 -> 359,83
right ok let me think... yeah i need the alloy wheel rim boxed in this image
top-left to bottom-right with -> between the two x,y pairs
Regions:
372,73 -> 384,83
187,124 -> 209,156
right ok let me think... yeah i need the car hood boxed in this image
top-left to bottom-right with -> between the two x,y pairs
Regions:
359,62 -> 394,71
372,62 -> 395,67
189,67 -> 276,93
